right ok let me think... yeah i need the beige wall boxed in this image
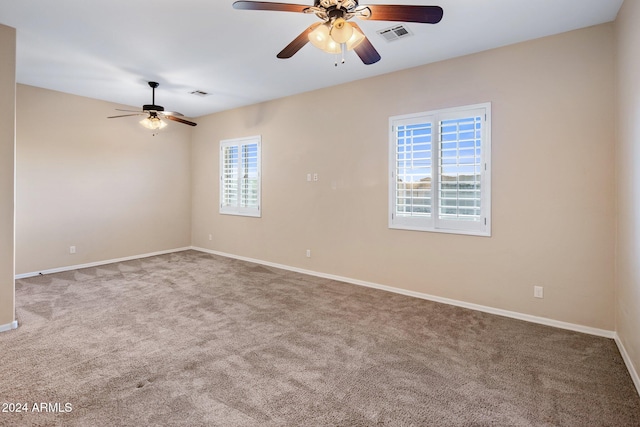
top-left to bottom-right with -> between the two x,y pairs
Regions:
0,24 -> 16,327
615,0 -> 640,383
15,85 -> 192,274
192,24 -> 616,330
11,23 -> 619,333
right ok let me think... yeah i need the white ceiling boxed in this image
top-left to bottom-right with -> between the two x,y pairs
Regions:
0,0 -> 623,118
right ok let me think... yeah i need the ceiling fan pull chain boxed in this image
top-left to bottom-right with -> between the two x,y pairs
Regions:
333,43 -> 346,67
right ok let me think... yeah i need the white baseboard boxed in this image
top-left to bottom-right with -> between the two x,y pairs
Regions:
0,320 -> 18,333
17,245 -> 617,340
614,334 -> 640,397
14,247 -> 193,279
192,246 -> 615,339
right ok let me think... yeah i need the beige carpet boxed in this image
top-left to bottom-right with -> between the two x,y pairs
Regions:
1,250 -> 639,426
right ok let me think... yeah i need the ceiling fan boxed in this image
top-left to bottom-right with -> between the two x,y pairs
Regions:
108,81 -> 197,130
233,0 -> 443,65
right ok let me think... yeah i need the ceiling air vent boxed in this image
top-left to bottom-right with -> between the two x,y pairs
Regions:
190,90 -> 210,97
377,24 -> 413,42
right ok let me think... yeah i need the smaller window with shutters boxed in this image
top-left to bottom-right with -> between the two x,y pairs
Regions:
389,103 -> 491,236
220,135 -> 261,217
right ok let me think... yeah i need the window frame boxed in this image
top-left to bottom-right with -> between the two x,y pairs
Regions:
388,103 -> 491,236
219,135 -> 262,218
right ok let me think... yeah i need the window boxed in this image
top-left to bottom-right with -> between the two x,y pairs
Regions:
220,135 -> 261,217
389,103 -> 491,236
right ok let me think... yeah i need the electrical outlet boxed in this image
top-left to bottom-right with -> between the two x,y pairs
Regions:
69,246 -> 76,254
306,249 -> 311,258
534,286 -> 544,299
313,173 -> 318,182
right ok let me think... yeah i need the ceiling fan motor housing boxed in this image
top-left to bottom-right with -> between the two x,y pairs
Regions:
143,104 -> 164,112
328,8 -> 345,20
312,0 -> 360,23
314,0 -> 358,8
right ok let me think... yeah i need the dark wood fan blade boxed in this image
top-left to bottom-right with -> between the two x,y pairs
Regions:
162,111 -> 185,117
233,1 -> 309,13
350,23 -> 381,65
277,22 -> 321,59
107,113 -> 145,118
165,115 -> 197,127
363,5 -> 443,23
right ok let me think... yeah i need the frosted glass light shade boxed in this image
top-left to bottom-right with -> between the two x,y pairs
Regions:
323,39 -> 342,54
308,19 -> 364,55
308,24 -> 330,50
329,18 -> 353,44
345,26 -> 365,50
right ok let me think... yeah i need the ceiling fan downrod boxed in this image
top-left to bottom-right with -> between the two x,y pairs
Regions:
143,81 -> 164,112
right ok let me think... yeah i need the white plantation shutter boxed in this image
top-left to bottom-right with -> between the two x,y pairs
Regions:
389,103 -> 491,236
220,136 -> 261,217
436,108 -> 486,232
392,116 -> 435,230
240,143 -> 259,208
222,145 -> 239,207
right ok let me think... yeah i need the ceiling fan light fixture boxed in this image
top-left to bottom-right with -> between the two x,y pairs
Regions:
309,23 -> 341,53
308,23 -> 331,50
309,19 -> 361,55
329,18 -> 353,44
139,115 -> 167,130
